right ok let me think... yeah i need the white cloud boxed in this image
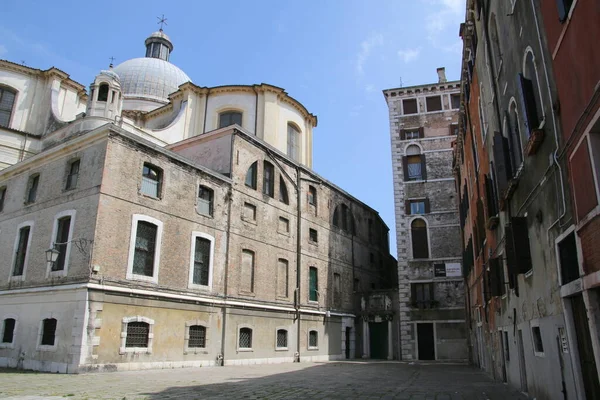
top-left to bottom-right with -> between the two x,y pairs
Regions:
0,44 -> 7,57
356,33 -> 383,75
397,48 -> 421,63
422,0 -> 465,45
365,84 -> 375,93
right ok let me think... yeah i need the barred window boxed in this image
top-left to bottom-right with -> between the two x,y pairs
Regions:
188,325 -> 206,348
125,322 -> 149,348
133,221 -> 158,277
192,237 -> 211,286
276,329 -> 288,348
41,318 -> 57,346
239,327 -> 252,349
309,330 -> 318,348
2,318 -> 15,343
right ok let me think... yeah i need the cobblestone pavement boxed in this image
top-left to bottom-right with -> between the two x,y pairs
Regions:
0,361 -> 529,400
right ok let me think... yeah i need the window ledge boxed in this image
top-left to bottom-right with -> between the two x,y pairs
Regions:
184,349 -> 208,355
127,274 -> 159,284
237,348 -> 253,352
23,201 -> 36,206
275,347 -> 288,352
524,270 -> 533,279
119,347 -> 151,355
533,351 -> 545,358
9,275 -> 25,282
238,291 -> 256,297
307,346 -> 319,351
139,192 -> 161,201
0,342 -> 15,349
36,344 -> 58,352
188,283 -> 211,291
241,217 -> 257,225
277,231 -> 290,237
196,211 -> 214,219
48,269 -> 67,278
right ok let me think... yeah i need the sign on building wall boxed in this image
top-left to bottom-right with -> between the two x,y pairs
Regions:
434,262 -> 462,277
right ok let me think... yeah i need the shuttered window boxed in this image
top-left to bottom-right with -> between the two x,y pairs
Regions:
309,267 -> 318,302
492,132 -> 513,198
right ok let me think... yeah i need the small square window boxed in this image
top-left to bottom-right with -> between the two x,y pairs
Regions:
403,99 -> 418,115
309,228 -> 318,243
243,202 -> 257,222
278,216 -> 290,234
410,201 -> 426,215
426,96 -> 442,112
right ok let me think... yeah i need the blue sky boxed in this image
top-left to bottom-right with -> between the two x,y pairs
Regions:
0,0 -> 465,255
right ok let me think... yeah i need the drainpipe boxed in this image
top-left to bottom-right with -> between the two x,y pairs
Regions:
202,88 -> 210,134
295,167 -> 302,362
253,86 -> 259,136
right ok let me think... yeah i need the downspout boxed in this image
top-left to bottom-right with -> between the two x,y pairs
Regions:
202,88 -> 210,134
253,86 -> 259,135
295,167 -> 302,362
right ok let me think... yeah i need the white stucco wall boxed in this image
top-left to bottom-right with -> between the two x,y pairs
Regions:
205,92 -> 257,134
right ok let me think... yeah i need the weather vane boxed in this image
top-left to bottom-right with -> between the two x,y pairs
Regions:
157,14 -> 168,31
109,56 -> 116,67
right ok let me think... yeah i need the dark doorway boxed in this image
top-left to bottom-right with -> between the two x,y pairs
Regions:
345,327 -> 351,359
369,322 -> 387,359
417,323 -> 435,360
571,294 -> 600,399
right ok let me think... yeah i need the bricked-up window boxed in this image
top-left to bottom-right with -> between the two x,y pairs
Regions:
506,217 -> 533,278
333,203 -> 355,234
197,186 -> 214,217
278,216 -> 289,233
309,267 -> 318,302
141,163 -> 161,198
263,161 -> 275,197
133,221 -> 158,277
532,326 -> 544,354
411,219 -> 429,259
239,327 -> 252,349
287,123 -> 301,161
192,237 -> 211,286
556,0 -> 574,22
218,111 -> 242,128
276,329 -> 288,349
0,186 -> 6,212
309,330 -> 318,348
277,259 -> 289,297
411,282 -> 434,308
65,159 -> 80,190
2,318 -> 15,343
241,250 -> 255,293
558,233 -> 579,285
243,202 -> 256,221
0,86 -> 17,128
403,98 -> 418,115
245,161 -> 258,189
333,272 -> 341,306
279,177 -> 289,205
13,225 -> 31,276
26,174 -> 39,204
451,93 -> 461,109
308,185 -> 317,207
52,216 -> 71,271
426,96 -> 442,112
40,318 -> 57,346
519,51 -> 544,135
125,322 -> 149,348
188,325 -> 206,348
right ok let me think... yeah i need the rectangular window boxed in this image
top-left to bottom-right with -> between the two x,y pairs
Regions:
308,186 -> 317,206
41,318 -> 57,346
277,259 -> 289,297
192,237 -> 211,286
197,186 -> 214,217
277,329 -> 288,349
0,186 -> 6,212
407,155 -> 423,180
532,326 -> 544,354
2,318 -> 15,343
219,111 -> 242,128
65,160 -> 80,190
558,233 -> 579,285
451,93 -> 461,109
503,331 -> 510,361
309,331 -> 318,348
410,201 -> 425,215
52,216 -> 71,271
132,221 -> 158,277
13,226 -> 30,276
426,96 -> 442,112
353,278 -> 360,292
188,325 -> 206,348
239,327 -> 252,349
450,124 -> 459,136
556,0 -> 574,22
278,216 -> 289,233
263,162 -> 275,197
309,228 -> 318,243
241,250 -> 255,293
243,202 -> 256,222
26,174 -> 39,204
405,130 -> 420,140
403,98 -> 418,114
141,164 -> 161,198
287,124 -> 300,161
333,273 -> 341,306
411,282 -> 434,308
309,267 -> 318,302
125,322 -> 149,348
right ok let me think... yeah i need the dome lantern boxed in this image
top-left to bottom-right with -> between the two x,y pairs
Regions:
144,30 -> 173,62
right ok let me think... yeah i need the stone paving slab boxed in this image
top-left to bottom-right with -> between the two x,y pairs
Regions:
0,361 -> 529,400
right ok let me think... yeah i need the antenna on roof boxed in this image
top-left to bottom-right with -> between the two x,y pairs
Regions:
399,77 -> 403,88
108,56 -> 116,68
157,14 -> 168,31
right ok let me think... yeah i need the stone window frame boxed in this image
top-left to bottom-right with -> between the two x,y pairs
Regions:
401,98 -> 419,115
237,324 -> 254,352
521,47 -> 546,132
239,245 -> 257,296
188,231 -> 215,291
183,319 -> 209,354
0,314 -> 18,349
119,316 -> 155,354
409,216 -> 431,260
274,327 -> 289,351
126,214 -> 163,284
307,329 -> 319,350
276,255 -> 290,299
36,314 -> 58,352
425,95 -> 443,113
46,209 -> 77,278
9,220 -> 34,282
530,319 -> 545,358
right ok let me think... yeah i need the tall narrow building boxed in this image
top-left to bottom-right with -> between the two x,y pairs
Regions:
384,68 -> 467,361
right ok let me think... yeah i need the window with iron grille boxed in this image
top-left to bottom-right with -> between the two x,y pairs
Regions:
239,327 -> 252,348
309,331 -> 318,348
276,329 -> 288,349
125,322 -> 149,348
141,163 -> 161,198
188,325 -> 206,348
26,174 -> 39,204
52,216 -> 71,272
192,237 -> 211,286
133,221 -> 158,277
197,186 -> 213,217
65,159 -> 80,190
218,111 -> 242,128
41,318 -> 57,346
2,318 -> 15,343
0,186 -> 6,212
13,226 -> 30,276
0,86 -> 17,128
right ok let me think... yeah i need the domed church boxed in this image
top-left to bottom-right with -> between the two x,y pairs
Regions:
0,28 -> 397,373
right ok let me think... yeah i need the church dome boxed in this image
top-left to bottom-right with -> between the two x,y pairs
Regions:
113,57 -> 190,103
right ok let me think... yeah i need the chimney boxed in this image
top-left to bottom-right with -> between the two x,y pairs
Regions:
437,67 -> 447,83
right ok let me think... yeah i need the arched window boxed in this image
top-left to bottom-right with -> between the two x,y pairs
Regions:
197,185 -> 214,217
239,327 -> 252,349
219,111 -> 242,128
519,50 -> 544,135
411,219 -> 429,259
404,145 -> 426,181
245,161 -> 257,189
98,83 -> 109,102
263,161 -> 275,197
0,86 -> 17,128
279,176 -> 289,204
141,163 -> 162,198
287,123 -> 300,161
333,203 -> 355,234
507,100 -> 524,171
